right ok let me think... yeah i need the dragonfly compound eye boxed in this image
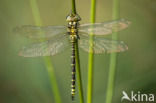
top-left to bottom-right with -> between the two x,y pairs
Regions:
66,13 -> 81,22
74,14 -> 81,21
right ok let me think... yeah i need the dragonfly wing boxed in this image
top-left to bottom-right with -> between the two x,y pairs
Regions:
19,34 -> 69,57
79,35 -> 128,54
79,19 -> 130,35
14,25 -> 67,39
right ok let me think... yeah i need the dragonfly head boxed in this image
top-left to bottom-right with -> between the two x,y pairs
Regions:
66,13 -> 81,22
66,13 -> 81,29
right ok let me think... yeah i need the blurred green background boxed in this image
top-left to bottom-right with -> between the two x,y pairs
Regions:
0,0 -> 156,103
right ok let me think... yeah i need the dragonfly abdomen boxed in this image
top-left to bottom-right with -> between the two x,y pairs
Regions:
70,39 -> 76,100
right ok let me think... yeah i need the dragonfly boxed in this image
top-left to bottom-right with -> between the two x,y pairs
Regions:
14,13 -> 130,100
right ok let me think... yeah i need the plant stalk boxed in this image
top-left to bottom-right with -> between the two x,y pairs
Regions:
30,0 -> 62,103
71,0 -> 76,14
87,0 -> 96,103
71,0 -> 84,103
105,0 -> 120,103
75,42 -> 84,103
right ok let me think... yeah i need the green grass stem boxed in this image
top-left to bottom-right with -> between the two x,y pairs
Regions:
87,0 -> 96,103
71,0 -> 76,14
30,0 -> 62,103
75,42 -> 84,103
71,0 -> 84,103
105,0 -> 120,103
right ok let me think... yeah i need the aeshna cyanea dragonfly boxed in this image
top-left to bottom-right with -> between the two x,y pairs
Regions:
14,13 -> 130,100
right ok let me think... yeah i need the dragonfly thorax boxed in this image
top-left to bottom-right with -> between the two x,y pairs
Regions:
67,21 -> 79,42
67,22 -> 79,42
68,21 -> 79,32
66,13 -> 81,38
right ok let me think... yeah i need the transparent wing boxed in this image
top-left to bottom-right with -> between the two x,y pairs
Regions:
19,34 -> 69,57
79,19 -> 130,35
79,35 -> 128,54
14,25 -> 67,39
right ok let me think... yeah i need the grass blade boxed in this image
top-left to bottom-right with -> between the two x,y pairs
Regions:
71,0 -> 84,102
30,0 -> 62,103
105,0 -> 120,103
87,0 -> 96,103
71,0 -> 76,14
75,42 -> 84,103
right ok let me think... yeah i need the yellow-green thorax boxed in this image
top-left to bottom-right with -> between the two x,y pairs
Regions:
66,13 -> 81,42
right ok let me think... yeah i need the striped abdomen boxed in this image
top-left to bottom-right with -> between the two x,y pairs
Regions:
71,39 -> 76,101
